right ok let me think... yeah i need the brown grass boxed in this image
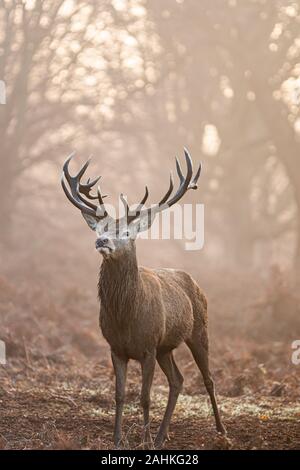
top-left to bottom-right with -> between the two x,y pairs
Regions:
0,266 -> 299,450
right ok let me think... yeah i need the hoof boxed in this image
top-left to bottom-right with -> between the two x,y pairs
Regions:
113,436 -> 122,449
143,436 -> 154,450
154,435 -> 165,449
143,425 -> 154,450
217,423 -> 227,436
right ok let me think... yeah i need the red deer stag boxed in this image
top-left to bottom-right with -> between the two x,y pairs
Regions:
61,149 -> 226,448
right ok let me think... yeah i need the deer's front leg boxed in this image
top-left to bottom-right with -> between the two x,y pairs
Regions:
140,351 -> 156,448
111,351 -> 128,448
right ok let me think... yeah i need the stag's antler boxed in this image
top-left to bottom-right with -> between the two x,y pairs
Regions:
61,154 -> 107,220
62,148 -> 201,228
124,148 -> 201,225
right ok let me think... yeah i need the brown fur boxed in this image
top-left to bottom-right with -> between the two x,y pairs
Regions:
98,239 -> 225,448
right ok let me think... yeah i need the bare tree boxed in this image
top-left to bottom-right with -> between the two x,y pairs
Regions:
146,0 -> 300,273
0,0 -> 157,243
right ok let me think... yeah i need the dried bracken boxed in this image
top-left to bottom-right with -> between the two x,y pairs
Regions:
0,268 -> 299,449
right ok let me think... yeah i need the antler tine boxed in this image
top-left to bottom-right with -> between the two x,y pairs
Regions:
75,158 -> 102,211
66,156 -> 101,212
120,193 -> 130,220
158,173 -> 174,206
129,170 -> 174,223
97,185 -> 106,206
96,185 -> 108,218
79,175 -> 102,200
175,157 -> 185,185
77,156 -> 104,200
139,186 -> 149,208
163,147 -> 193,208
121,185 -> 150,223
189,161 -> 202,190
62,153 -> 76,184
133,186 -> 149,219
76,189 -> 99,211
62,154 -> 108,220
61,155 -> 97,217
76,158 -> 91,179
61,178 -> 95,216
126,148 -> 199,229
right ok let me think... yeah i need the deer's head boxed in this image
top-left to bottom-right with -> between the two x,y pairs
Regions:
61,149 -> 201,258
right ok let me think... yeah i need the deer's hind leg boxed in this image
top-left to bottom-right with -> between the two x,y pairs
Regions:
186,333 -> 226,435
154,351 -> 183,448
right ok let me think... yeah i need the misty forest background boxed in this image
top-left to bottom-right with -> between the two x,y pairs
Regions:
0,0 -> 300,450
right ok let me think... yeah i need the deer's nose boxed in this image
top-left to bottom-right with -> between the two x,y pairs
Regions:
95,238 -> 108,249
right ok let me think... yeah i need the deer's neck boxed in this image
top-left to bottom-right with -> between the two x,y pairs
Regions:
98,246 -> 140,321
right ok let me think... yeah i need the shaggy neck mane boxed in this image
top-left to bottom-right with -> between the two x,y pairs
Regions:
98,245 -> 139,322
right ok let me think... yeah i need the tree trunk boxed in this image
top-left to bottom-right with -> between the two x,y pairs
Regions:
0,177 -> 14,246
0,140 -> 17,246
253,80 -> 300,279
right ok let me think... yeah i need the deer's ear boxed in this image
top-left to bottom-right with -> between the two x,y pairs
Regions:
81,213 -> 98,231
